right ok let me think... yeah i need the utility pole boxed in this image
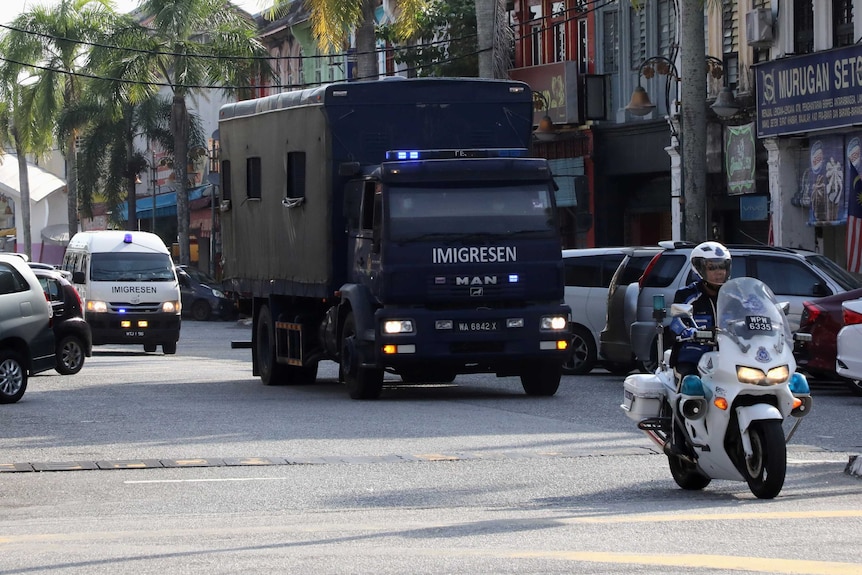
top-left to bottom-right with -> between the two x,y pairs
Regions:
680,0 -> 708,243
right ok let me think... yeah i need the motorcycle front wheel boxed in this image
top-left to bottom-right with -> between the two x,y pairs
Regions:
741,420 -> 786,499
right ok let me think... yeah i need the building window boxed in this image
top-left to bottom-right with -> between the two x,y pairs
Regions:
794,0 -> 814,54
657,0 -> 677,57
721,0 -> 739,88
602,9 -> 619,73
578,18 -> 589,74
246,157 -> 261,199
630,6 -> 646,67
531,24 -> 543,65
552,2 -> 566,62
833,0 -> 854,47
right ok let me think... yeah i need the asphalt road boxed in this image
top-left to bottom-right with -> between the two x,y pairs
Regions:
1,319 -> 861,574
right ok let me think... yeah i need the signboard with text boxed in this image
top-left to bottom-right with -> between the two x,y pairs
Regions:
755,44 -> 862,138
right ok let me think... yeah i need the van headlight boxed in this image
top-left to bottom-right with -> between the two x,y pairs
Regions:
162,301 -> 180,314
736,365 -> 789,385
540,315 -> 568,331
86,300 -> 108,313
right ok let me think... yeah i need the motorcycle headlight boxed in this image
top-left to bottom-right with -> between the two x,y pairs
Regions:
736,364 -> 789,385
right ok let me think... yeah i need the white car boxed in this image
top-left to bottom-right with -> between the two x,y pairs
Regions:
836,298 -> 862,395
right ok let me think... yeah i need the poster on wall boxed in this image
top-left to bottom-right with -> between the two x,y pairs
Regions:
845,135 -> 862,273
806,135 -> 847,226
725,123 -> 755,195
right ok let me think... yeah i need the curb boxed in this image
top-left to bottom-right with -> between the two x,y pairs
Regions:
846,455 -> 862,478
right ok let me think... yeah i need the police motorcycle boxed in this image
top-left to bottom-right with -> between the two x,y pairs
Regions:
621,276 -> 813,499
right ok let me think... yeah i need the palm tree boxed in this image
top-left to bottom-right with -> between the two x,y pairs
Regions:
474,0 -> 511,79
109,0 -> 272,265
271,0 -> 427,81
2,0 -> 118,244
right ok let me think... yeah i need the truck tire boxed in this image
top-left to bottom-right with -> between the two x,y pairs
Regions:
341,312 -> 383,399
257,304 -> 290,386
520,362 -> 562,396
0,349 -> 28,404
256,304 -> 318,385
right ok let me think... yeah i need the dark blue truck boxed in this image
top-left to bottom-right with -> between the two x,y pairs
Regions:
218,77 -> 570,399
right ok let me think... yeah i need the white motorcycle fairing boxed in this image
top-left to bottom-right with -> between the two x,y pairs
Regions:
622,277 -> 813,498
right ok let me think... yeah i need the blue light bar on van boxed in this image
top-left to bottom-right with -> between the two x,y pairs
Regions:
385,148 -> 529,161
124,233 -> 133,244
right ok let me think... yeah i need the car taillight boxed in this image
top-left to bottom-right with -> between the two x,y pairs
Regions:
843,306 -> 862,326
799,301 -> 822,328
639,253 -> 663,289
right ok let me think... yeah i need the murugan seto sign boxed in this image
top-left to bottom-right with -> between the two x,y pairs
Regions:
755,44 -> 862,138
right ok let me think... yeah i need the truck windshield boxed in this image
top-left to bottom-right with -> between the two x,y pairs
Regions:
387,184 -> 556,242
91,253 -> 176,282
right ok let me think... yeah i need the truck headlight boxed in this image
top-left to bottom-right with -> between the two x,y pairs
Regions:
86,300 -> 108,313
384,319 -> 414,334
540,315 -> 568,331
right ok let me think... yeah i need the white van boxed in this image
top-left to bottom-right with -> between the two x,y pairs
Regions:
63,231 -> 181,354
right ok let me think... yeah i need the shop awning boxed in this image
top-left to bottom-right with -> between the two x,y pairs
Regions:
118,185 -> 211,220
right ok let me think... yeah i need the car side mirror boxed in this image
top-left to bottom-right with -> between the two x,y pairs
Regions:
670,303 -> 693,319
812,282 -> 830,297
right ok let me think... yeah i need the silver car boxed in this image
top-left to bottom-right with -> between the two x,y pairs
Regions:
0,254 -> 56,403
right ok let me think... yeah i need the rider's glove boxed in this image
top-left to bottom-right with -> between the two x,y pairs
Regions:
679,326 -> 697,340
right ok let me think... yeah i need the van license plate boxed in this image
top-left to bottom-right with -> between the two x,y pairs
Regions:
125,331 -> 145,337
457,321 -> 498,332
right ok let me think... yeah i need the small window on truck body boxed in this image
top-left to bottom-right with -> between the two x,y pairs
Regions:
246,157 -> 261,199
360,182 -> 376,231
221,160 -> 232,201
286,152 -> 306,199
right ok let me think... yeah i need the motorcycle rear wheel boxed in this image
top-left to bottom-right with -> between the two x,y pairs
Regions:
742,420 -> 786,499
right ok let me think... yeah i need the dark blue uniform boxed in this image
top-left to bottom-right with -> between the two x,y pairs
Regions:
670,281 -> 718,374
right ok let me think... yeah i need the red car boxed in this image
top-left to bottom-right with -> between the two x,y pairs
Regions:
794,287 -> 862,395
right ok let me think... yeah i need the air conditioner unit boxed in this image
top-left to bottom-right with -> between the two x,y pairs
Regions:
746,8 -> 773,47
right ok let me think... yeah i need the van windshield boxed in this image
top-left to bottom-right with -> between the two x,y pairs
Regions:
91,253 -> 175,282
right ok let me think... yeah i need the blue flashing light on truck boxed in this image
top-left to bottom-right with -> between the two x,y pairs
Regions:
218,77 -> 570,399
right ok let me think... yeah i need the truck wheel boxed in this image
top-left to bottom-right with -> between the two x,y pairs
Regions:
520,362 -> 561,396
162,342 -> 177,355
562,325 -> 597,375
341,312 -> 383,399
0,349 -> 28,404
257,304 -> 290,385
56,335 -> 86,375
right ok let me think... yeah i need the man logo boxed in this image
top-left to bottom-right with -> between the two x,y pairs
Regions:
456,276 -> 497,286
470,287 -> 484,297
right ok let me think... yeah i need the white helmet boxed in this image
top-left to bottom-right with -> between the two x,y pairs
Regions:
691,241 -> 731,287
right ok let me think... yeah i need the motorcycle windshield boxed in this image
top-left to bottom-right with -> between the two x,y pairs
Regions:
716,277 -> 793,349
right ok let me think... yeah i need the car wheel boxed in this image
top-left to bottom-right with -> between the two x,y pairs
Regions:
191,300 -> 211,321
562,325 -> 597,375
842,377 -> 862,396
56,335 -> 86,375
0,348 -> 28,404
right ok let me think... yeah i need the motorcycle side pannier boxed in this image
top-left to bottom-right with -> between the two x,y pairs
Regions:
622,375 -> 665,421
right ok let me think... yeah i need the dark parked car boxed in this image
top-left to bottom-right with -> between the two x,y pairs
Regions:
31,268 -> 92,375
794,287 -> 862,395
176,265 -> 235,321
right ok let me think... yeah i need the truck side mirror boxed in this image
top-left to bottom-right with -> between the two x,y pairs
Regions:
72,271 -> 85,284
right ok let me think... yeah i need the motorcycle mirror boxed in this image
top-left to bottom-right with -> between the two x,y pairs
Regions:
670,303 -> 693,318
777,301 -> 790,315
